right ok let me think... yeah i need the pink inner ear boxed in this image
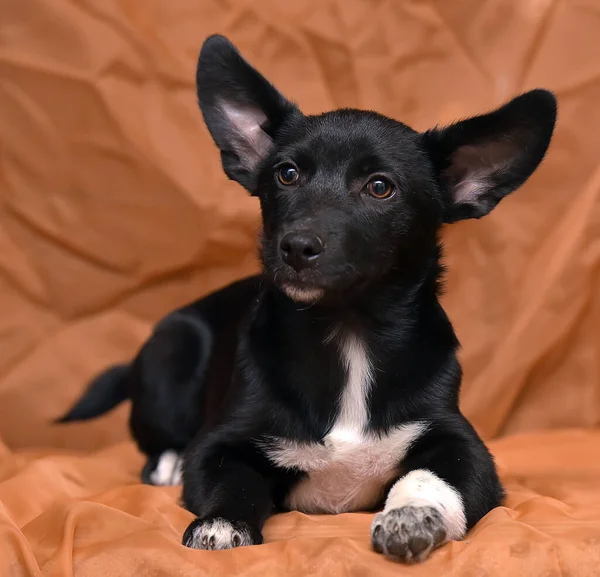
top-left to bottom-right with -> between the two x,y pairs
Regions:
220,101 -> 274,169
452,176 -> 490,204
443,141 -> 515,204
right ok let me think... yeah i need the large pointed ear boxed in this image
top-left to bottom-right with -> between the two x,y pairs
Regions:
196,35 -> 299,194
422,90 -> 557,223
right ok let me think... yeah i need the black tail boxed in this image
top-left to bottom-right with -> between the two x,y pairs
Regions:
55,364 -> 129,423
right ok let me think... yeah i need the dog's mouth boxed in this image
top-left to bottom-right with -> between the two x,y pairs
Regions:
279,282 -> 325,304
266,264 -> 365,305
265,265 -> 327,304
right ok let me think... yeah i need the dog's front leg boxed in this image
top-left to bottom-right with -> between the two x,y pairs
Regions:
371,416 -> 504,563
181,442 -> 272,551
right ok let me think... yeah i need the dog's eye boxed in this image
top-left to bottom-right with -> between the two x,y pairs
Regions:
277,164 -> 299,186
366,178 -> 394,199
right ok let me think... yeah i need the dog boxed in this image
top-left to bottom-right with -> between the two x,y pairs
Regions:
58,34 -> 557,563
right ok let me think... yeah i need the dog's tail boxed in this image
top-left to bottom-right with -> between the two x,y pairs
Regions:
55,364 -> 129,423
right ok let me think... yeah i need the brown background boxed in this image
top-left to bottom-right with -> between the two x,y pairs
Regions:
1,0 -> 600,575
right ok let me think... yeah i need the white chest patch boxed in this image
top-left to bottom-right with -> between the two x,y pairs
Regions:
262,330 -> 428,514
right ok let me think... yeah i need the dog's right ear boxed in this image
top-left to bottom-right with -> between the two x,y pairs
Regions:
196,35 -> 299,194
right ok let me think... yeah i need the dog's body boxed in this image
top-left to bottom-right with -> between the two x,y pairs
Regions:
59,35 -> 557,563
58,275 -> 261,485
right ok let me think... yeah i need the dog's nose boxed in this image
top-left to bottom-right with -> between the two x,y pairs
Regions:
280,232 -> 323,271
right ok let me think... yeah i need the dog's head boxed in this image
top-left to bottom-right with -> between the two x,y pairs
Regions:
196,35 -> 557,304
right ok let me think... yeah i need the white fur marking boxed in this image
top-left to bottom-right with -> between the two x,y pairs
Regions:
149,450 -> 183,486
334,330 -> 374,436
384,469 -> 467,540
263,328 -> 428,513
188,518 -> 252,550
281,284 -> 324,303
269,422 -> 427,514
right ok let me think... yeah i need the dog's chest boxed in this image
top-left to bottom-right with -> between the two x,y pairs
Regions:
266,423 -> 425,514
263,330 -> 426,514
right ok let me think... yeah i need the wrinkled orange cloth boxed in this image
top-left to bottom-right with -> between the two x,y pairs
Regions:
1,0 -> 600,575
2,430 -> 600,576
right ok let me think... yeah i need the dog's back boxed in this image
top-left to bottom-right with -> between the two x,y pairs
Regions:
58,275 -> 261,483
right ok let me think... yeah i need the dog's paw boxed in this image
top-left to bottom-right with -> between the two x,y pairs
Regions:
182,517 -> 262,550
143,451 -> 183,486
370,505 -> 447,563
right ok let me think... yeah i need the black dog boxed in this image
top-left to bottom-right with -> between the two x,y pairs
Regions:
59,35 -> 557,563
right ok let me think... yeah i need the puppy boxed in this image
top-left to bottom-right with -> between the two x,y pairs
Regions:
59,35 -> 557,563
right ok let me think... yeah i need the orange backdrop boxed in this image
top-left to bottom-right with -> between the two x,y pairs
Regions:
1,1 -> 600,575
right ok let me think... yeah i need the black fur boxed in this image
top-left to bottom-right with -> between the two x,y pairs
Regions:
58,275 -> 261,468
58,35 -> 557,563
56,364 -> 128,422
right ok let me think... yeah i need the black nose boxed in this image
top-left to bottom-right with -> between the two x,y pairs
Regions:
280,232 -> 323,271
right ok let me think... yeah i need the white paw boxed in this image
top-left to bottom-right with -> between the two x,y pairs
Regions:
182,517 -> 259,550
148,450 -> 183,486
371,505 -> 447,563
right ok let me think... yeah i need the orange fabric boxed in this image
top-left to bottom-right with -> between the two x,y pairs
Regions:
2,431 -> 600,576
0,0 -> 599,575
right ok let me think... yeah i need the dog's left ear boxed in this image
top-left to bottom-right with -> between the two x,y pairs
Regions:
422,90 -> 557,223
196,35 -> 299,194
